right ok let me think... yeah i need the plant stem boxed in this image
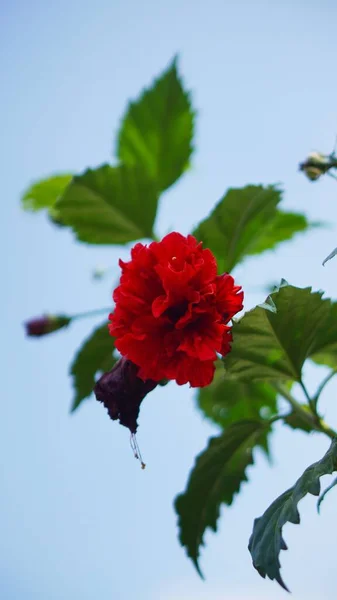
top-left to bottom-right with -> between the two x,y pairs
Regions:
273,382 -> 337,440
299,380 -> 317,415
313,370 -> 337,409
268,413 -> 290,425
300,377 -> 337,437
72,307 -> 112,321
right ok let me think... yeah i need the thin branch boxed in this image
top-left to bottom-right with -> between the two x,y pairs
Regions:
71,307 -> 112,320
313,369 -> 337,409
268,413 -> 291,425
273,382 -> 337,440
299,380 -> 316,415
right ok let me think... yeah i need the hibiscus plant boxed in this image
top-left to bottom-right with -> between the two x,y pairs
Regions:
22,57 -> 337,592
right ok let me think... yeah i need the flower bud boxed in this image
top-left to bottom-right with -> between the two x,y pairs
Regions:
94,357 -> 157,433
299,152 -> 330,181
302,166 -> 322,181
25,315 -> 71,337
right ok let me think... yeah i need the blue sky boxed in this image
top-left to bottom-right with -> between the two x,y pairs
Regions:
2,0 -> 337,598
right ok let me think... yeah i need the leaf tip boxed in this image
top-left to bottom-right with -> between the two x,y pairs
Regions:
70,399 -> 80,413
322,247 -> 337,266
193,558 -> 205,580
276,574 -> 291,593
171,53 -> 180,69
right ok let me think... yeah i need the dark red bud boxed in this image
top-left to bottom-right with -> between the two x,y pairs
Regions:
25,315 -> 71,337
94,357 -> 157,433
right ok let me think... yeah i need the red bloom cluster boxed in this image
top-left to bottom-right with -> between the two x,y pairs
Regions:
109,233 -> 243,387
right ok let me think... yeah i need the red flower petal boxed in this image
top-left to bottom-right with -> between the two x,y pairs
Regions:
108,233 -> 244,387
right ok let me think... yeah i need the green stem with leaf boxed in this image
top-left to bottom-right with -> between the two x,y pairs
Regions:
273,381 -> 337,440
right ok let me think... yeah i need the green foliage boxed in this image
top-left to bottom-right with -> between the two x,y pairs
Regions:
249,437 -> 337,591
56,164 -> 159,244
225,284 -> 337,382
21,174 -> 73,211
193,185 -> 317,273
251,210 -> 319,255
197,361 -> 277,432
21,57 -> 337,592
117,56 -> 194,192
310,302 -> 337,369
21,173 -> 73,224
175,420 -> 270,576
70,322 -> 117,411
22,59 -> 195,241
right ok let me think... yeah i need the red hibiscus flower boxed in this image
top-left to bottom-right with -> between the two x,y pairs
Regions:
109,232 -> 243,387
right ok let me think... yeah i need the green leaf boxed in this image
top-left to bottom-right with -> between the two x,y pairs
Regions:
249,437 -> 337,591
55,164 -> 159,244
310,302 -> 337,369
249,211 -> 319,256
21,174 -> 73,213
193,185 -> 318,273
70,322 -> 117,411
117,56 -> 194,191
225,284 -> 337,382
175,420 -> 270,576
197,361 -> 277,433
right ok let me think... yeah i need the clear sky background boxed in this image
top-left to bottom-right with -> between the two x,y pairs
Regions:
2,1 -> 337,598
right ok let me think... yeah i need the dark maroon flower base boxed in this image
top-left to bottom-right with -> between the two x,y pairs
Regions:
94,357 -> 157,433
